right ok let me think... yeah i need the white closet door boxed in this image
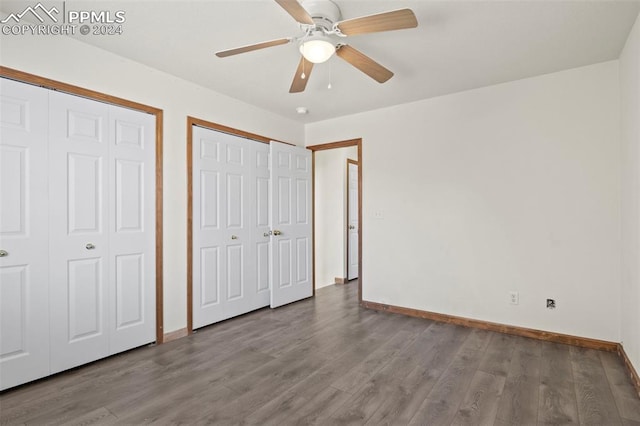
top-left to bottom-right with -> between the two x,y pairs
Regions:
192,126 -> 269,329
0,78 -> 50,390
49,91 -> 110,373
108,105 -> 156,353
269,142 -> 312,308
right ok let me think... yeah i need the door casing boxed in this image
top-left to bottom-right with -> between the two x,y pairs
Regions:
307,139 -> 363,303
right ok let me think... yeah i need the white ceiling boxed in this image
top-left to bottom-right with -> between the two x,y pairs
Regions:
7,0 -> 640,123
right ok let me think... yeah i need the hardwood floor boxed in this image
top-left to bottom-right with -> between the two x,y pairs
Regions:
1,282 -> 639,425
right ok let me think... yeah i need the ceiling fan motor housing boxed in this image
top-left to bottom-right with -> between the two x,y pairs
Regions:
301,0 -> 342,30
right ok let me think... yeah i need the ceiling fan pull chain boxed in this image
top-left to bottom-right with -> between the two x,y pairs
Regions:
328,59 -> 332,89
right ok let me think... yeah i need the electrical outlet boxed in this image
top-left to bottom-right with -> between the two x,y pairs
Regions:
546,298 -> 556,309
509,291 -> 519,305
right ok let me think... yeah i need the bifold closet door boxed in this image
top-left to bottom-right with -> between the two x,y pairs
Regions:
0,78 -> 51,390
0,79 -> 155,389
49,91 -> 156,373
192,126 -> 270,329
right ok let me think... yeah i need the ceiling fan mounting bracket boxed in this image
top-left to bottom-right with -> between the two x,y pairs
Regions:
300,0 -> 342,31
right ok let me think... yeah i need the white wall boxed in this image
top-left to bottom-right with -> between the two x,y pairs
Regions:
307,61 -> 621,342
0,29 -> 631,352
620,14 -> 640,374
314,147 -> 358,288
0,35 -> 305,334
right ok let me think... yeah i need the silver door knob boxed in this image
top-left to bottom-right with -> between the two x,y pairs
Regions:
231,235 -> 238,240
86,243 -> 95,250
0,250 -> 7,257
273,230 -> 282,236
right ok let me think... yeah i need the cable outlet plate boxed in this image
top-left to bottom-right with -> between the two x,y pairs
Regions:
509,291 -> 519,305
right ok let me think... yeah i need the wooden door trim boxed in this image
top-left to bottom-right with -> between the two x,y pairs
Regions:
307,139 -> 363,303
186,116 -> 284,334
188,117 -> 295,146
0,66 -> 165,344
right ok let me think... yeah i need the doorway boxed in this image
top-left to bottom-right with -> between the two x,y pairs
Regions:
308,139 -> 363,302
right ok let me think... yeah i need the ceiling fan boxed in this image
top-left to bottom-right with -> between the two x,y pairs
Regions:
215,0 -> 418,93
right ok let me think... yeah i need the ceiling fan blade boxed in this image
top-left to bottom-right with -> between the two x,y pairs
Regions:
275,0 -> 314,25
335,9 -> 418,36
290,56 -> 314,93
336,45 -> 393,83
215,38 -> 290,58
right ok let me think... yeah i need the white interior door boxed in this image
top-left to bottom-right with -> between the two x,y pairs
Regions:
49,91 -> 110,373
192,126 -> 270,329
0,78 -> 50,390
347,161 -> 359,280
270,141 -> 312,308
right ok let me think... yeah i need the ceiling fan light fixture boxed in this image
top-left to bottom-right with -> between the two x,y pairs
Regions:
299,35 -> 335,64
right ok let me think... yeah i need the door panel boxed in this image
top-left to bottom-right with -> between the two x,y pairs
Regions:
68,110 -> 102,142
270,142 -> 312,308
0,78 -> 50,391
67,258 -> 103,341
296,237 -> 309,282
115,253 -> 144,328
68,154 -> 102,234
0,266 -> 27,356
278,239 -> 292,288
200,247 -> 220,307
227,245 -> 243,300
296,179 -> 308,223
201,171 -> 220,229
0,146 -> 25,234
256,242 -> 270,292
227,173 -> 243,228
278,177 -> 291,224
115,160 -> 143,232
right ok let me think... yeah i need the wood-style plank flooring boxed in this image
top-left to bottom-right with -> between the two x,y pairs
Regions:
1,282 -> 639,425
